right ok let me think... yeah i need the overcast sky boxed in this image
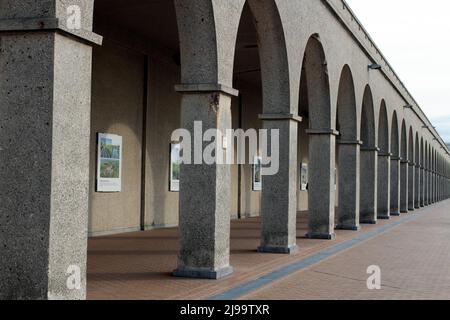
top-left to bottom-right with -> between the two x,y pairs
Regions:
345,0 -> 450,143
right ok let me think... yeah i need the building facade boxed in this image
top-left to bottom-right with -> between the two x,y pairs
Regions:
1,0 -> 450,300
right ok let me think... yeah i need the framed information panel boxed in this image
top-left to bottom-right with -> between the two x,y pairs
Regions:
170,142 -> 181,192
96,133 -> 122,192
253,156 -> 262,191
300,163 -> 308,191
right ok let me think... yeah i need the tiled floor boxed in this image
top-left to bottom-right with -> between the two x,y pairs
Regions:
87,200 -> 450,300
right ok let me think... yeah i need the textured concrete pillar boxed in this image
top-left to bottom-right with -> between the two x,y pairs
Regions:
336,141 -> 361,230
434,172 -> 438,203
0,1 -> 100,300
408,162 -> 415,211
173,89 -> 235,279
390,157 -> 401,215
420,167 -> 425,207
360,148 -> 378,224
424,169 -> 430,206
377,154 -> 391,219
428,170 -> 432,204
306,130 -> 337,239
258,115 -> 300,254
414,164 -> 420,209
400,160 -> 409,213
430,172 -> 434,204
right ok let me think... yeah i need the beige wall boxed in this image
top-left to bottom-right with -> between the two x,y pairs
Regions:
144,57 -> 181,229
89,40 -> 144,236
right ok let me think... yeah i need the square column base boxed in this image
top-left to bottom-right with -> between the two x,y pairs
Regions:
173,266 -> 234,280
335,224 -> 361,231
257,245 -> 299,255
306,232 -> 336,240
360,219 -> 377,225
377,215 -> 391,220
390,211 -> 401,216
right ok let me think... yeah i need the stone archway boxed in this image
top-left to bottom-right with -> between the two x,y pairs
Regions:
335,65 -> 360,230
400,120 -> 408,213
299,35 -> 336,240
377,101 -> 391,219
360,86 -> 377,224
407,127 -> 415,210
390,111 -> 401,215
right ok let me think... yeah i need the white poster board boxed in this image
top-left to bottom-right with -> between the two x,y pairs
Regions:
253,156 -> 262,191
96,133 -> 122,192
300,163 -> 308,191
170,142 -> 181,192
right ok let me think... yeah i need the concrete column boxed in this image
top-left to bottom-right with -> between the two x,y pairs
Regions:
173,88 -> 236,279
258,114 -> 301,254
408,162 -> 415,211
430,171 -> 434,204
360,148 -> 378,224
336,140 -> 361,230
420,167 -> 425,207
377,153 -> 391,219
306,130 -> 338,239
400,160 -> 409,213
414,164 -> 420,209
427,169 -> 433,205
424,169 -> 430,206
390,157 -> 401,215
0,1 -> 100,300
434,172 -> 438,203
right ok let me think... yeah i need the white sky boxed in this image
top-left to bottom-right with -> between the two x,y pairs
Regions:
345,0 -> 450,143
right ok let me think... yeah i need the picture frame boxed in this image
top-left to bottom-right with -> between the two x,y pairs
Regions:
300,163 -> 308,191
253,156 -> 262,191
170,142 -> 182,192
96,133 -> 122,192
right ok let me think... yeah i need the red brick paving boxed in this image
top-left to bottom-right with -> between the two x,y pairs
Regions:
87,200 -> 450,300
241,201 -> 450,300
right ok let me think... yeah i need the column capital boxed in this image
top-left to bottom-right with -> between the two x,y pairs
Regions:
337,139 -> 363,145
400,160 -> 409,164
306,129 -> 339,136
391,156 -> 401,161
408,162 -> 416,166
0,18 -> 102,45
361,146 -> 380,152
378,152 -> 393,157
259,113 -> 303,123
175,83 -> 239,97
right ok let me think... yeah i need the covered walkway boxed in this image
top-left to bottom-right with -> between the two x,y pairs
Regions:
87,200 -> 450,299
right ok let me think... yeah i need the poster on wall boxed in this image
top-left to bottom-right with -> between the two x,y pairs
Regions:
335,167 -> 338,190
253,156 -> 262,191
170,142 -> 182,192
96,133 -> 122,192
300,163 -> 308,191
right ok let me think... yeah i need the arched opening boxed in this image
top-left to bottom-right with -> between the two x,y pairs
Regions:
241,0 -> 299,253
420,138 -> 425,207
298,35 -> 335,239
377,101 -> 390,218
414,133 -> 420,208
425,142 -> 429,205
408,127 -> 415,210
335,65 -> 359,230
390,111 -> 400,215
431,148 -> 435,203
87,0 -> 184,298
400,121 -> 408,213
359,86 -> 377,224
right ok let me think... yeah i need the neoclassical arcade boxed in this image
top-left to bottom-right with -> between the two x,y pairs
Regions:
1,0 -> 450,300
